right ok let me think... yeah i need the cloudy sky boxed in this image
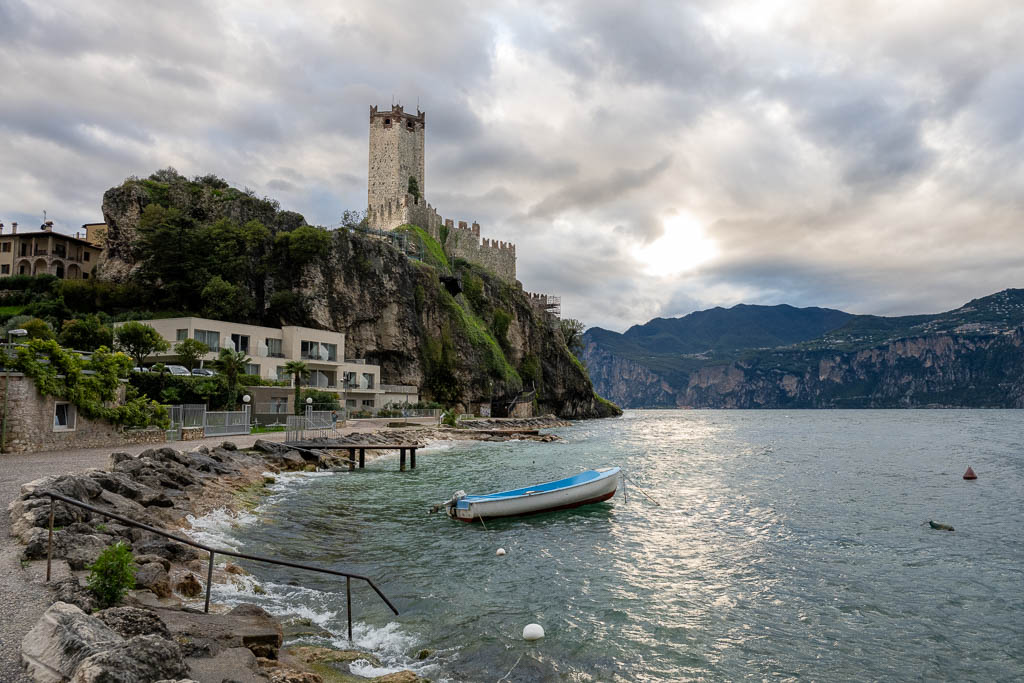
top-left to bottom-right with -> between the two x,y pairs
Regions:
2,1 -> 1023,331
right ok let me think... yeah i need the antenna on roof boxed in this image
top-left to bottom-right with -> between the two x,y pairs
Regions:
391,94 -> 395,106
43,209 -> 47,222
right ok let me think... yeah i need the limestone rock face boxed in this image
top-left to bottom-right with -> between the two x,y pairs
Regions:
21,602 -> 122,683
70,634 -> 189,683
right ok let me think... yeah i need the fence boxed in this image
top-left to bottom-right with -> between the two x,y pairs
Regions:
203,405 -> 251,437
42,491 -> 398,640
166,404 -> 217,441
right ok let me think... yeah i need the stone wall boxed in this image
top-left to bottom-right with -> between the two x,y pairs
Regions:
0,374 -> 166,454
445,221 -> 517,282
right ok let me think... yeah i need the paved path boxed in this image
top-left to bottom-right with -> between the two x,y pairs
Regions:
0,432 -> 291,682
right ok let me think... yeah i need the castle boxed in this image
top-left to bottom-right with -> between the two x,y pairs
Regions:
366,104 -> 517,283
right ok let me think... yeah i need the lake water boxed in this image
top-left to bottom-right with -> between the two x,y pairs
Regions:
189,410 -> 1024,681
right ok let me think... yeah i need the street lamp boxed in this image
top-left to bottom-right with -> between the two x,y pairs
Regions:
2,328 -> 29,453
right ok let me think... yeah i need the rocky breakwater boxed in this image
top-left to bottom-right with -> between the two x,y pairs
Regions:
9,441 -> 428,683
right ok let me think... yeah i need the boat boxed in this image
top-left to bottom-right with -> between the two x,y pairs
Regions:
444,467 -> 621,522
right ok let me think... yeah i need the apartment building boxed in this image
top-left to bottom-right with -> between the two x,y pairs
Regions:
130,316 -> 390,409
0,221 -> 103,279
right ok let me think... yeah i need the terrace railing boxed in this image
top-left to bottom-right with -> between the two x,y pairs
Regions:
42,491 -> 398,641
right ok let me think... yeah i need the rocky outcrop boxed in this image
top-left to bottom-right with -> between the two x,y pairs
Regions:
98,175 -> 618,419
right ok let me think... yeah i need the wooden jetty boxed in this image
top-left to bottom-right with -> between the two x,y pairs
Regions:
285,441 -> 422,471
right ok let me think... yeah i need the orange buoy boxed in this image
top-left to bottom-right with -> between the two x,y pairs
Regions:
963,466 -> 977,480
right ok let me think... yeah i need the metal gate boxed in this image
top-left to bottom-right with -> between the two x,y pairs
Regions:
203,405 -> 251,437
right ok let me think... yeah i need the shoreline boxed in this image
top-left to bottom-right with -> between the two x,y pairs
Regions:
5,416 -> 570,682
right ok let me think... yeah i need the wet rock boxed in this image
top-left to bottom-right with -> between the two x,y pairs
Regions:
136,562 -> 172,598
287,645 -> 381,667
254,439 -> 290,455
96,606 -> 173,640
70,633 -> 189,683
173,570 -> 204,598
373,673 -> 428,683
155,603 -> 283,659
220,441 -> 238,450
21,601 -> 122,683
51,577 -> 98,613
269,670 -> 323,683
281,618 -> 333,640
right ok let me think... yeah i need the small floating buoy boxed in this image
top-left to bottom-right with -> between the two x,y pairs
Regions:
929,520 -> 954,531
963,466 -> 977,480
496,548 -> 506,556
523,623 -> 545,640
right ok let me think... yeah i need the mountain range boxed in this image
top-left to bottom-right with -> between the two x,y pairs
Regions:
581,289 -> 1024,408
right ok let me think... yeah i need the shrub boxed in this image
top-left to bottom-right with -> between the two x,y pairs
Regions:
87,541 -> 136,608
442,411 -> 457,427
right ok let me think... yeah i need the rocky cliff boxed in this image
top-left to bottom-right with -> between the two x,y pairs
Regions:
98,171 -> 619,419
582,290 -> 1024,408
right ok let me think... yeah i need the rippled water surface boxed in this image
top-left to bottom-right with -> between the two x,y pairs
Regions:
194,410 -> 1024,681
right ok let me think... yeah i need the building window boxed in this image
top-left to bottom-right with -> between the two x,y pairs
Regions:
82,273 -> 89,279
20,244 -> 27,257
321,343 -> 337,362
1,242 -> 9,252
0,265 -> 8,275
362,372 -> 375,390
230,333 -> 250,353
175,329 -> 188,341
194,329 -> 220,350
362,400 -> 375,408
245,363 -> 260,376
300,340 -> 319,360
84,252 -> 90,261
346,399 -> 356,408
55,265 -> 64,279
343,372 -> 357,388
271,397 -> 288,414
265,338 -> 283,357
54,403 -> 76,431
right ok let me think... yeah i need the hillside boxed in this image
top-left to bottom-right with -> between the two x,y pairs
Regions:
92,170 -> 620,418
582,290 -> 1024,408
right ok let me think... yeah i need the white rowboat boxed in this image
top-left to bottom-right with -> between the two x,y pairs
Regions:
445,467 -> 621,522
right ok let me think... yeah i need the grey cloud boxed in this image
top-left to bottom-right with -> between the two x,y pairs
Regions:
526,156 -> 672,219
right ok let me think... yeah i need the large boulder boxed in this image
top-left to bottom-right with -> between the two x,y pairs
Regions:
70,634 -> 189,683
134,538 -> 201,563
51,578 -> 98,613
96,606 -> 173,640
135,562 -> 172,598
21,602 -> 122,683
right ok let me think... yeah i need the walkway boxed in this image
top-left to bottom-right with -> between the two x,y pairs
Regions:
0,432 -> 293,681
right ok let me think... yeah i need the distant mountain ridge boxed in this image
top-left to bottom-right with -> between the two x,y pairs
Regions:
582,289 -> 1024,408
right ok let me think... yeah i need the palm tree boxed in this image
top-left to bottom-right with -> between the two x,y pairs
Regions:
284,360 -> 310,415
212,348 -> 250,408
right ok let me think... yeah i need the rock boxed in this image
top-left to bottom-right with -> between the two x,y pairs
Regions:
96,606 -> 173,639
263,475 -> 277,484
253,439 -> 290,455
224,562 -> 248,576
135,562 -> 172,598
125,588 -> 184,610
288,645 -> 381,667
134,553 -> 172,572
134,538 -> 201,563
21,601 -> 123,683
281,618 -> 333,640
155,604 -> 283,659
51,577 -> 98,613
70,634 -> 189,683
416,648 -> 433,660
173,571 -> 204,598
269,670 -> 323,683
373,673 -> 427,683
64,533 -> 123,571
221,441 -> 238,450
109,451 -> 133,466
185,646 -> 265,683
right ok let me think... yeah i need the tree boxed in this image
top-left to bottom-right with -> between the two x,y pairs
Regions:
407,175 -> 421,200
59,315 -> 113,351
560,318 -> 586,356
115,321 -> 169,368
340,209 -> 368,232
200,275 -> 241,320
21,318 -> 55,341
212,348 -> 250,408
175,338 -> 210,372
283,360 -> 310,415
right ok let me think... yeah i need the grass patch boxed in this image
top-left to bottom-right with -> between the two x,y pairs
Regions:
440,288 -> 520,386
395,224 -> 449,273
0,305 -> 26,318
250,424 -> 286,433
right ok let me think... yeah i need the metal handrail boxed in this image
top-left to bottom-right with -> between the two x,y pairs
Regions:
43,491 -> 398,640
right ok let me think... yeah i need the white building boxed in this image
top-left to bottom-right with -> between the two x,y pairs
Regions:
126,316 -> 401,409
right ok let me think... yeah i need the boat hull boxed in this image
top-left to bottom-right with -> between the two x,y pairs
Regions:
446,468 -> 620,522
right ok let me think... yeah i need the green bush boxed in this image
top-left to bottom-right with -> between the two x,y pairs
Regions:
442,411 -> 457,427
87,541 -> 136,608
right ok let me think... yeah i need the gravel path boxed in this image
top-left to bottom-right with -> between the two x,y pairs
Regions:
0,432 -> 290,682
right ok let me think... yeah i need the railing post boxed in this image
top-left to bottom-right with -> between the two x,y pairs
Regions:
205,550 -> 215,613
347,576 -> 352,642
46,497 -> 55,582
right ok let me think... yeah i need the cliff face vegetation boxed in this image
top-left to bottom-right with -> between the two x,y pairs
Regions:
98,170 -> 619,418
582,291 -> 1024,408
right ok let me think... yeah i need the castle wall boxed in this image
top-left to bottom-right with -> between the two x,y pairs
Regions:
445,221 -> 517,282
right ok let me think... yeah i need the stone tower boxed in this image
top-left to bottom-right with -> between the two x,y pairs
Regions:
368,104 -> 425,216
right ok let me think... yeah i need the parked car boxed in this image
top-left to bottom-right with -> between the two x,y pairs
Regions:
191,367 -> 215,377
132,366 -> 149,373
165,364 -> 192,376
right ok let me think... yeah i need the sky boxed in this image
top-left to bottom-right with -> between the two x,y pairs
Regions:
2,1 -> 1023,332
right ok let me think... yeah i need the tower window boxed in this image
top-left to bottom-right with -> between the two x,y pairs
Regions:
407,119 -> 414,129
384,118 -> 391,124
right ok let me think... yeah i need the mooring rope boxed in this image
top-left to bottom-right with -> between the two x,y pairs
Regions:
497,653 -> 524,683
624,475 -> 662,506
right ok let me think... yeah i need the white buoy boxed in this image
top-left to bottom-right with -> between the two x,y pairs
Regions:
523,623 -> 545,641
496,548 -> 506,556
